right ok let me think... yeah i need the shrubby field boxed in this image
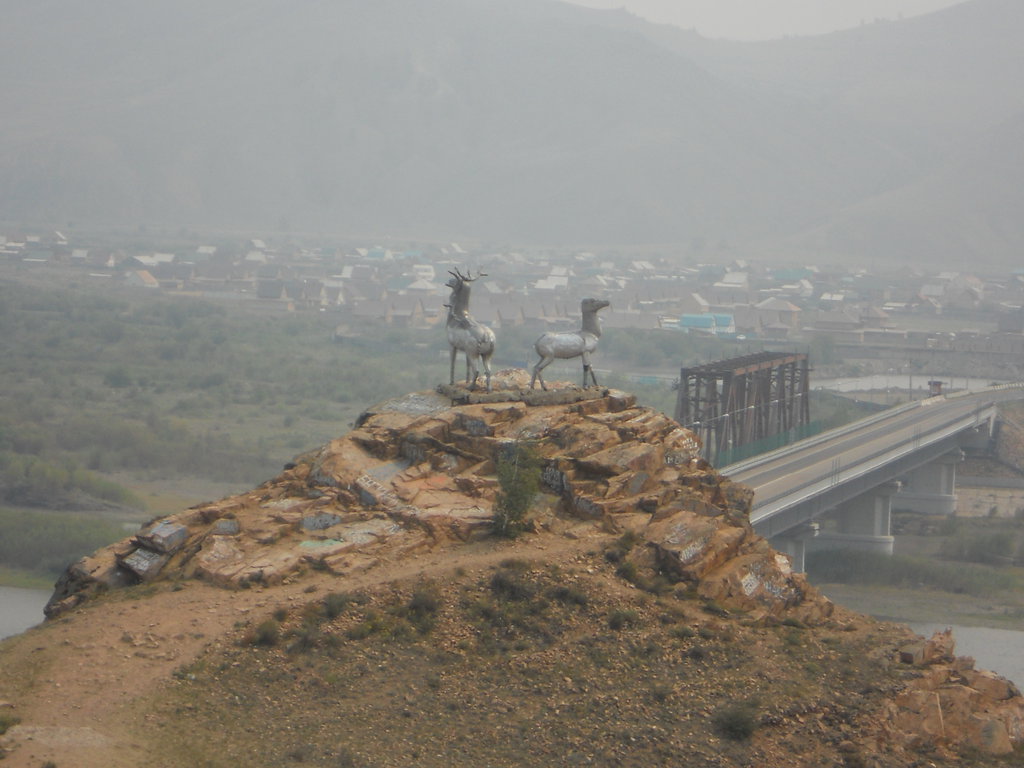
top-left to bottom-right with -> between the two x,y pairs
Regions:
0,273 -> 866,582
0,276 -> 436,579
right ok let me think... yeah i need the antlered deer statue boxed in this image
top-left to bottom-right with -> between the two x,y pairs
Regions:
445,268 -> 496,392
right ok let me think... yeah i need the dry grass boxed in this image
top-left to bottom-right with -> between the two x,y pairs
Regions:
149,555 -> 914,768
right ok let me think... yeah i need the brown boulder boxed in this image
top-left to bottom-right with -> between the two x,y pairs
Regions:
966,714 -> 1013,755
576,441 -> 664,478
696,551 -> 803,610
964,668 -> 1021,701
888,628 -> 1024,755
647,509 -> 747,582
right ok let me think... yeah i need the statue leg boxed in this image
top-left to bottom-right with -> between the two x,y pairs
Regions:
581,352 -> 595,387
531,356 -> 552,391
450,347 -> 457,385
482,353 -> 493,393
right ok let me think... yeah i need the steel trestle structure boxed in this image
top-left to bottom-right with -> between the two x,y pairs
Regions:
675,352 -> 810,465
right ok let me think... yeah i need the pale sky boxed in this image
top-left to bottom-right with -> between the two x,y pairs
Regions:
564,0 -> 966,40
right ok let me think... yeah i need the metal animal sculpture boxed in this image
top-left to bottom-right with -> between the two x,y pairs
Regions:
445,268 -> 496,392
530,297 -> 610,390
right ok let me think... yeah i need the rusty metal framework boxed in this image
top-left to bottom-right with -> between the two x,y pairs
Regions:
674,352 -> 810,465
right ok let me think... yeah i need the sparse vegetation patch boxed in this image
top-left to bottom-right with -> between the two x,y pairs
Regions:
150,555 -> 907,768
806,549 -> 1020,596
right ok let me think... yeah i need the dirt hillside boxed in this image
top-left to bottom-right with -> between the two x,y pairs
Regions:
1,372 -> 1022,767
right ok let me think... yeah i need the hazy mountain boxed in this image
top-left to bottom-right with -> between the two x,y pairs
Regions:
0,0 -> 1021,266
781,109 -> 1024,266
637,0 -> 1024,158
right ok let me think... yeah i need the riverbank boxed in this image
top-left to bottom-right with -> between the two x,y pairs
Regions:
819,583 -> 1024,688
818,583 -> 1024,631
0,566 -> 54,590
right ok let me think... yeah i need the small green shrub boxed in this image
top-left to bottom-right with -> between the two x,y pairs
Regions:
394,586 -> 441,634
492,442 -> 540,538
783,629 -> 804,648
608,609 -> 640,630
250,619 -> 280,647
604,531 -> 642,564
670,625 -> 696,639
687,645 -> 708,661
649,683 -> 672,703
345,610 -> 408,641
701,600 -> 729,617
548,584 -> 589,607
323,591 -> 354,619
615,561 -> 638,582
713,701 -> 759,741
286,620 -> 322,654
499,558 -> 530,571
490,570 -> 535,601
0,712 -> 20,735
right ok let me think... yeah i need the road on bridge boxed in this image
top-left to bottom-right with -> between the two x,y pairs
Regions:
722,389 -> 1015,524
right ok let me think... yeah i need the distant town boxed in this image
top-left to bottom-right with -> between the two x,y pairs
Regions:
3,228 -> 1023,382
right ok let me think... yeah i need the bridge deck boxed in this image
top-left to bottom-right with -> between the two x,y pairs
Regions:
720,386 -> 1024,537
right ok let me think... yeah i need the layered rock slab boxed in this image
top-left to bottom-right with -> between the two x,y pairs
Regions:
47,377 -> 825,628
34,376 -> 1024,759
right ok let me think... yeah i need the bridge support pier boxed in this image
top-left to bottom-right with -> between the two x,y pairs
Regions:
770,523 -> 819,572
808,482 -> 901,557
894,449 -> 963,515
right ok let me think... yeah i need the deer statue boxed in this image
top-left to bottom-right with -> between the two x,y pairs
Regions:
445,268 -> 496,392
530,297 -> 610,390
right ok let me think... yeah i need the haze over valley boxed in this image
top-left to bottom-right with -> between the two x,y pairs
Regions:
2,0 -> 1022,267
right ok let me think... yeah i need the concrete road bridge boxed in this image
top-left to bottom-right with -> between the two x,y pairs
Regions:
721,384 -> 1024,570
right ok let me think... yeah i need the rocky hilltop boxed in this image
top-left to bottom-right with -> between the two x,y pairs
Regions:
3,372 -> 1024,767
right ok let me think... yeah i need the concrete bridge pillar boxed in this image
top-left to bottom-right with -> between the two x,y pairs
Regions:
894,449 -> 963,515
770,522 -> 819,572
808,482 -> 901,556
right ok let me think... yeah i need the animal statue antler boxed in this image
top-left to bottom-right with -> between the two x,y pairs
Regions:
447,268 -> 487,289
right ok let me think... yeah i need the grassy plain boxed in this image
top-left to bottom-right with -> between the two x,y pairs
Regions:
0,270 -> 430,582
0,270 -> 716,583
0,267 -> 881,586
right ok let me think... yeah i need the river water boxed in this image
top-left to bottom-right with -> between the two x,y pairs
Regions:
910,623 -> 1024,688
0,586 -> 50,640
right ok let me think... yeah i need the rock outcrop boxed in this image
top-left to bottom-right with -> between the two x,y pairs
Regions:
46,371 -> 819,626
39,372 -> 1024,758
887,629 -> 1024,756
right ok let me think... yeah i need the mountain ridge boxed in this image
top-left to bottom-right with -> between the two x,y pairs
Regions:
2,0 -> 1021,265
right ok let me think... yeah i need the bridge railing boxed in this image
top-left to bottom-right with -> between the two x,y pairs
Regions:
715,421 -> 823,467
720,396 -> 932,474
748,400 -> 997,518
720,383 -> 1024,475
